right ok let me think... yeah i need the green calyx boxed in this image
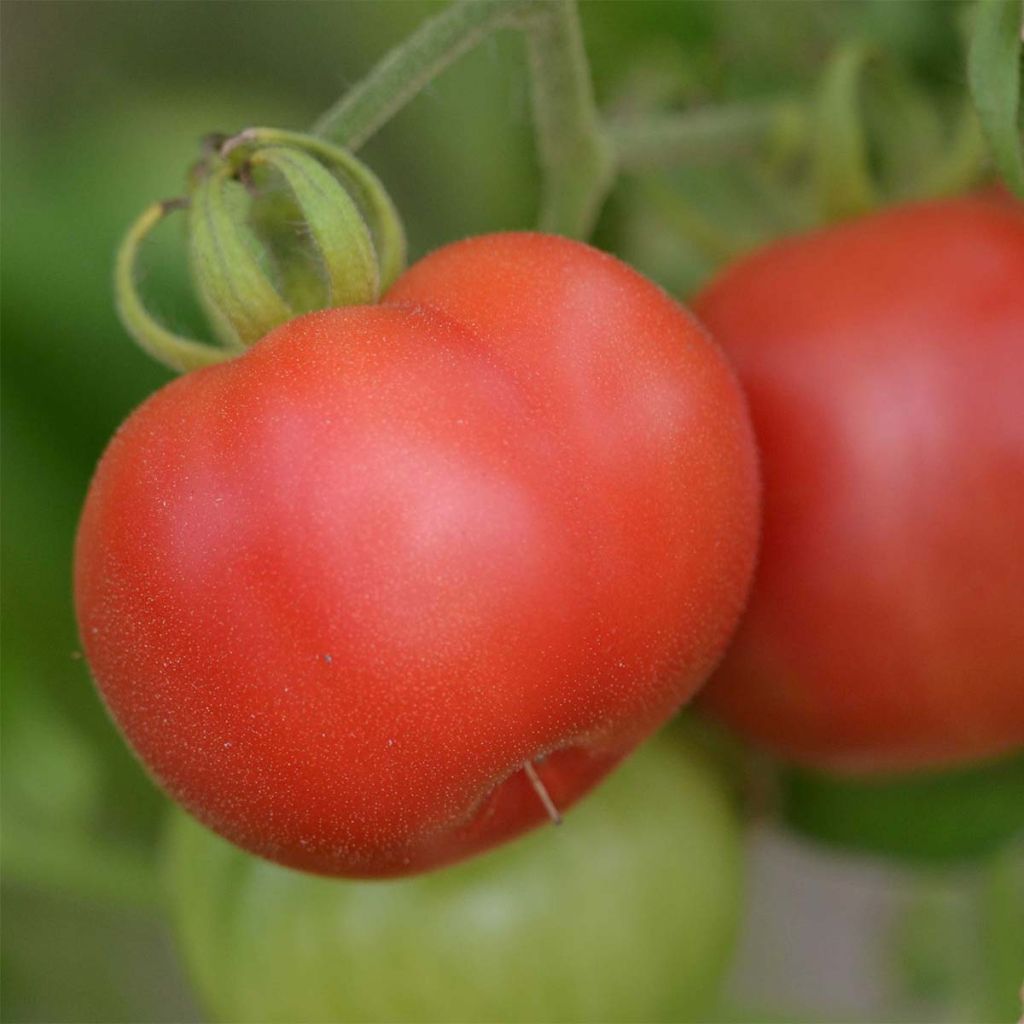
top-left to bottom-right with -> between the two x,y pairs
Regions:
115,129 -> 406,373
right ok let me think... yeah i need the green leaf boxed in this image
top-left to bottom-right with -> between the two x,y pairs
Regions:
781,752 -> 1024,866
164,737 -> 744,1023
969,0 -> 1024,197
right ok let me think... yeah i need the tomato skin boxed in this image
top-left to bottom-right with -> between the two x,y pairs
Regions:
75,233 -> 759,876
695,197 -> 1024,775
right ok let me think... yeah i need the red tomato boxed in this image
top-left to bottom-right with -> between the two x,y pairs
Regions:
75,233 -> 759,876
695,196 -> 1024,774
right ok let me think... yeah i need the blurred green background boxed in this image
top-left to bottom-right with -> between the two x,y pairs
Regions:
2,3 -> 1017,1022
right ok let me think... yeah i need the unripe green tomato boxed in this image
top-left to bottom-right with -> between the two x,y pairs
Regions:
164,737 -> 743,1023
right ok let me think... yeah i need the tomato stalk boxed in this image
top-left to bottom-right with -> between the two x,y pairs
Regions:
313,0 -> 611,240
968,0 -> 1024,199
607,102 -> 807,173
519,0 -> 614,238
812,44 -> 881,222
312,0 -> 532,151
311,0 -> 797,239
114,0 -> 808,371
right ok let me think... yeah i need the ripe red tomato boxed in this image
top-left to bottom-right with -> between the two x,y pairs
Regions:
75,233 -> 759,876
695,196 -> 1024,774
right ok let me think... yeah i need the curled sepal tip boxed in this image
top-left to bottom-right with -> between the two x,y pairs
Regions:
114,201 -> 232,375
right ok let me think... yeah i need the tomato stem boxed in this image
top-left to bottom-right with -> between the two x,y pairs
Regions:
312,0 -> 805,241
812,43 -> 880,222
313,0 -> 612,240
313,0 -> 532,151
520,0 -> 615,238
607,102 -> 807,173
915,103 -> 987,201
968,0 -> 1024,199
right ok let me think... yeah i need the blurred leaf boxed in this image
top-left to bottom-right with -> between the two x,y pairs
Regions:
165,737 -> 744,1023
610,158 -> 813,298
2,817 -> 162,911
813,43 -> 879,220
0,881 -> 199,1023
890,883 -> 971,1007
781,752 -> 1024,865
810,41 -> 980,218
976,845 -> 1024,1023
968,0 -> 1024,197
2,691 -> 103,827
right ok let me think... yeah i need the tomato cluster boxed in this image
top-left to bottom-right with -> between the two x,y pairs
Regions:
76,194 -> 1024,879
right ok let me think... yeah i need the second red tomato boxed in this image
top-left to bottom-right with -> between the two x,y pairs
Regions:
696,196 -> 1024,774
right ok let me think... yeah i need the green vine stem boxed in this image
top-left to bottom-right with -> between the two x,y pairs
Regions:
916,104 -> 987,200
311,0 -> 789,241
315,0 -> 612,240
813,43 -> 879,222
116,0 -> 816,372
520,1 -> 614,237
968,0 -> 1024,198
608,102 -> 807,173
313,0 -> 532,150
